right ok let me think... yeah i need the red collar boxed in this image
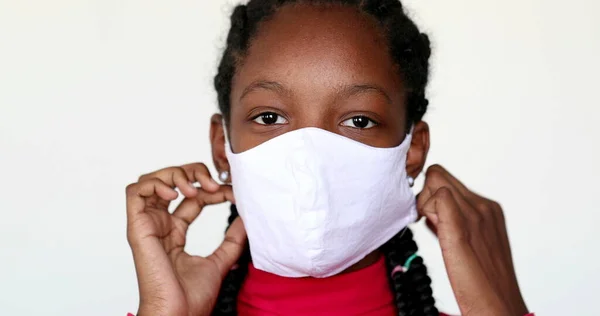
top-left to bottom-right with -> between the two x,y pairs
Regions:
237,255 -> 396,316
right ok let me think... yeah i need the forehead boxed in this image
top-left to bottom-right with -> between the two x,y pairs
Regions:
232,4 -> 403,97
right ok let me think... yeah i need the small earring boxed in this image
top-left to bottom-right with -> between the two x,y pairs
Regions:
407,176 -> 415,187
219,170 -> 230,183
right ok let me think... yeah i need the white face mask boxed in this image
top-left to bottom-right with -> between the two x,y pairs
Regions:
225,127 -> 417,278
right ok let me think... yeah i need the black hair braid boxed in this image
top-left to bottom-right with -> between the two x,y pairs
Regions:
213,1 -> 436,315
381,229 -> 438,316
213,206 -> 251,315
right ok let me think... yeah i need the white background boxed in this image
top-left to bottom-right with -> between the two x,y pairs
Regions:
1,0 -> 599,315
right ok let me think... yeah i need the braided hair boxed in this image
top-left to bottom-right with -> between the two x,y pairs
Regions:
212,1 -> 437,315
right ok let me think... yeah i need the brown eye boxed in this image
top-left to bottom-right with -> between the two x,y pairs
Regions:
341,116 -> 377,129
252,112 -> 288,125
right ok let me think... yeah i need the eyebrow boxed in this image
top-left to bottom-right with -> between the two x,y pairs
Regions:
338,84 -> 393,104
239,80 -> 289,101
239,80 -> 393,104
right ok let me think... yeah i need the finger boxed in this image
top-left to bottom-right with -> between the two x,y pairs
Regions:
421,188 -> 499,313
140,167 -> 198,198
427,166 -> 500,228
417,177 -> 464,221
126,179 -> 178,217
170,198 -> 200,226
418,165 -> 461,211
429,164 -> 473,196
417,167 -> 473,221
172,185 -> 235,225
420,187 -> 465,235
181,163 -> 220,192
427,165 -> 494,212
208,217 -> 247,277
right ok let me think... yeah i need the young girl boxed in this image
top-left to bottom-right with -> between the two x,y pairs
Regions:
125,1 -> 531,315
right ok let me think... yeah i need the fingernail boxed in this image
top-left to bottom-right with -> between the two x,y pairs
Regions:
188,181 -> 198,190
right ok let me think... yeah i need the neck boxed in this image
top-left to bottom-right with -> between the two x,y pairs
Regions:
238,249 -> 396,316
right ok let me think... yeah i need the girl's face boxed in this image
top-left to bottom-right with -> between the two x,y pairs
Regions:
211,4 -> 430,179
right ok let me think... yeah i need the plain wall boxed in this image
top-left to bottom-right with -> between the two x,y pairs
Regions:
1,0 -> 598,315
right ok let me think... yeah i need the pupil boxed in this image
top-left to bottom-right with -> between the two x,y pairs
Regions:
353,116 -> 369,128
262,113 -> 278,125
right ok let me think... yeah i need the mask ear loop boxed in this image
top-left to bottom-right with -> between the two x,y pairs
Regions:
222,118 -> 231,151
220,118 -> 231,183
406,125 -> 416,187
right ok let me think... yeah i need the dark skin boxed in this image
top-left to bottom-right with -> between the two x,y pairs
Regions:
126,5 -> 528,316
212,4 -> 427,273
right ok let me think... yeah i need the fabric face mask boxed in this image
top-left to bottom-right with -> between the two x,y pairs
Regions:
225,127 -> 417,278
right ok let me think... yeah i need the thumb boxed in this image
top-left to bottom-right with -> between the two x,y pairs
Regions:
208,217 -> 247,277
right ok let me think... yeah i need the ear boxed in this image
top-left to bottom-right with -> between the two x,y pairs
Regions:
210,114 -> 230,177
406,121 -> 430,179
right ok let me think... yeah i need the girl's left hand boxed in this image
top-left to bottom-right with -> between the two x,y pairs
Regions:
417,165 -> 529,316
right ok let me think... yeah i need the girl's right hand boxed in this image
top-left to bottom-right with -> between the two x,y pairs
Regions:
126,163 -> 246,316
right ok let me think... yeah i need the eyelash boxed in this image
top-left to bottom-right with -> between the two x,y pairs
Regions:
340,116 -> 378,129
251,112 -> 288,125
251,112 -> 379,129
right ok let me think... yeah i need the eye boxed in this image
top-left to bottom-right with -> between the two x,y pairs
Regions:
252,112 -> 288,125
341,116 -> 377,129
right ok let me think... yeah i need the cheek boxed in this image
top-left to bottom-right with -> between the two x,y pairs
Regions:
228,122 -> 270,154
387,104 -> 410,145
227,105 -> 248,153
236,132 -> 262,153
346,128 -> 405,148
365,112 -> 408,148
